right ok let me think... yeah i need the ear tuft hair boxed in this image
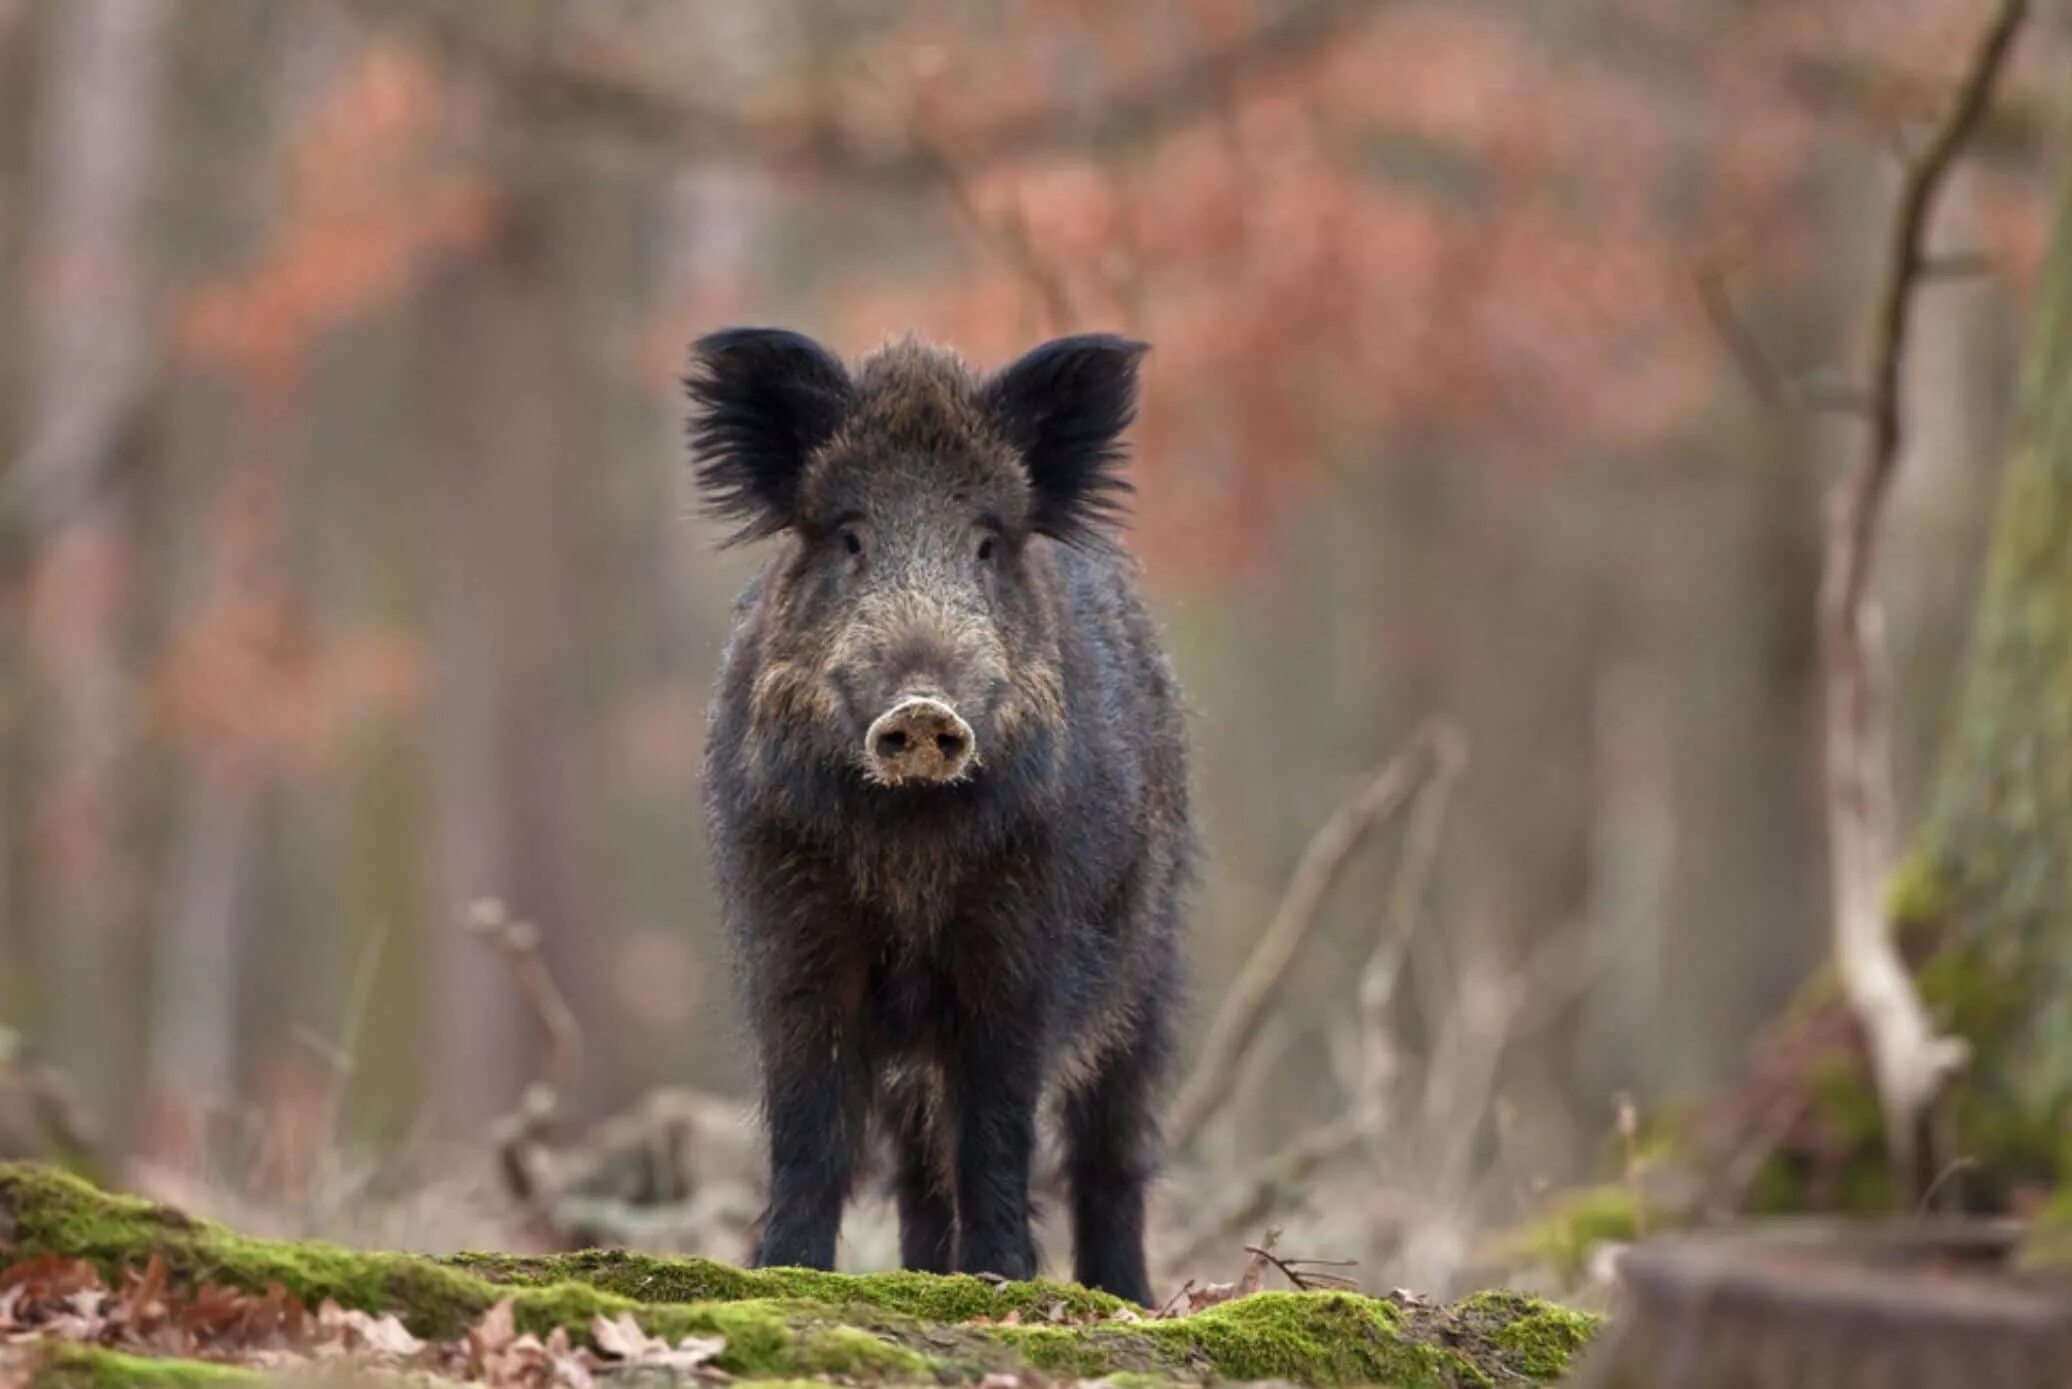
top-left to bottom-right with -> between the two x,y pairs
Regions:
982,334 -> 1148,544
684,328 -> 853,544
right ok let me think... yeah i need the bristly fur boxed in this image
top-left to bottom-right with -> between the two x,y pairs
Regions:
694,327 -> 1189,1306
684,327 -> 855,545
982,334 -> 1148,544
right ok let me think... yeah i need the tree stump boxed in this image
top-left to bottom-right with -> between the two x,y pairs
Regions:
1573,1221 -> 2072,1389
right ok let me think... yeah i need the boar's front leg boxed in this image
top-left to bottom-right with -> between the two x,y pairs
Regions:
754,981 -> 870,1271
951,1015 -> 1043,1280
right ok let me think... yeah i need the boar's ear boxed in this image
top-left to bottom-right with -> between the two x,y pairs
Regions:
684,327 -> 853,543
983,334 -> 1148,544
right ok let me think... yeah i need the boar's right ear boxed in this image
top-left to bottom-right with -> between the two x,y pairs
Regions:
983,334 -> 1148,545
684,327 -> 853,543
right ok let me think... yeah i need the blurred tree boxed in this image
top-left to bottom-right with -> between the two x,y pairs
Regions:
19,0 -> 171,1113
1902,152 -> 2072,1207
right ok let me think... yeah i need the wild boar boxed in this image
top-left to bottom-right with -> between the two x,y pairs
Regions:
689,328 -> 1192,1305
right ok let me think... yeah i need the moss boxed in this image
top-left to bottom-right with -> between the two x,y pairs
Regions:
0,1164 -> 1597,1385
1910,160 -> 2072,1207
446,1247 -> 1123,1324
1139,1293 -> 1482,1386
1460,1293 -> 1598,1380
1509,1183 -> 1642,1282
18,1345 -> 256,1389
1887,850 -> 1956,937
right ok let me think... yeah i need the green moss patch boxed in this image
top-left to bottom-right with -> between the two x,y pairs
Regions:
7,1345 -> 258,1389
1505,1182 -> 1645,1282
446,1247 -> 1124,1324
0,1163 -> 1598,1384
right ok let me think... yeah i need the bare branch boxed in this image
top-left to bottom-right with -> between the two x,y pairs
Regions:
1165,719 -> 1459,1155
1164,1115 -> 1365,1272
463,898 -> 583,1213
1694,261 -> 1791,413
463,899 -> 581,1096
0,362 -> 161,580
1696,265 -> 1873,418
1914,250 -> 1996,282
345,0 -> 1386,189
911,134 -> 1077,335
1237,1229 -> 1278,1297
1241,1238 -> 1361,1292
1820,0 -> 2024,1198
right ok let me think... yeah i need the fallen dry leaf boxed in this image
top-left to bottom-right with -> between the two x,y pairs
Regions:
590,1311 -> 660,1360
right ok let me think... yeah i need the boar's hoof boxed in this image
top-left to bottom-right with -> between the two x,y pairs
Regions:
865,696 -> 976,785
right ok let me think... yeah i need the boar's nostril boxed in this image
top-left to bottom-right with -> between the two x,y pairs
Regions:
863,697 -> 976,785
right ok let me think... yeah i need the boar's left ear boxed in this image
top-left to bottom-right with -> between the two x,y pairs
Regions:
983,334 -> 1148,544
684,327 -> 854,543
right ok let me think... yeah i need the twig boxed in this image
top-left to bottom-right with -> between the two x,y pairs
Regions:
1154,1280 -> 1198,1320
346,0 -> 1387,191
292,921 -> 391,1147
0,365 -> 161,580
1237,1229 -> 1278,1297
1164,1115 -> 1366,1273
1695,264 -> 1871,418
1820,0 -> 2022,1200
1385,725 -> 1469,1088
1694,261 -> 1790,413
0,1031 -> 106,1181
464,898 -> 581,1094
1916,1155 -> 1978,1216
1165,720 -> 1457,1155
464,898 -> 583,1210
1915,250 -> 1995,281
1241,1240 -> 1360,1292
1616,1092 -> 1647,1240
910,135 -> 1075,335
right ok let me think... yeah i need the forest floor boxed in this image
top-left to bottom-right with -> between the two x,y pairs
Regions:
0,1164 -> 1598,1388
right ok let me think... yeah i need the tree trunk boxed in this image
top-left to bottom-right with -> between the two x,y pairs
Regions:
20,0 -> 171,1113
1897,157 -> 2072,1202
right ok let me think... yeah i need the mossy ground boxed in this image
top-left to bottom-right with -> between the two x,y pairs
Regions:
0,1163 -> 1598,1385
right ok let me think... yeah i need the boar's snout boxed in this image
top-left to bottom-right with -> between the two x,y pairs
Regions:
863,695 -> 976,786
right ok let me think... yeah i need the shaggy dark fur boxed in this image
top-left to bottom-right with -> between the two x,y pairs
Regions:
689,329 -> 1192,1305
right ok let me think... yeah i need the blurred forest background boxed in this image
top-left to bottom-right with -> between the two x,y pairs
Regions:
2,0 -> 2069,1295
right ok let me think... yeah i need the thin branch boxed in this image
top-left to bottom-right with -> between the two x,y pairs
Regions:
1165,719 -> 1457,1155
0,363 -> 161,580
1694,262 -> 1790,413
1164,1115 -> 1366,1272
348,0 -> 1387,191
0,1031 -> 106,1180
1237,1229 -> 1278,1297
1820,0 -> 2023,1199
1241,1241 -> 1360,1292
464,898 -> 581,1095
1696,264 -> 1873,418
1916,1155 -> 1978,1215
1153,1280 -> 1198,1320
1915,250 -> 1996,282
911,133 -> 1076,335
464,898 -> 583,1212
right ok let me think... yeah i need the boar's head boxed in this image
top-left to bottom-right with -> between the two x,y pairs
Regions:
687,329 -> 1146,801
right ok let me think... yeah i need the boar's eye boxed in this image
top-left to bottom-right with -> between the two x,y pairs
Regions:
840,528 -> 864,557
976,535 -> 995,562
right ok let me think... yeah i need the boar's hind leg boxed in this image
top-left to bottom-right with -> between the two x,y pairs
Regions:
1063,1014 -> 1166,1307
755,1000 -> 870,1271
889,1082 -> 956,1273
